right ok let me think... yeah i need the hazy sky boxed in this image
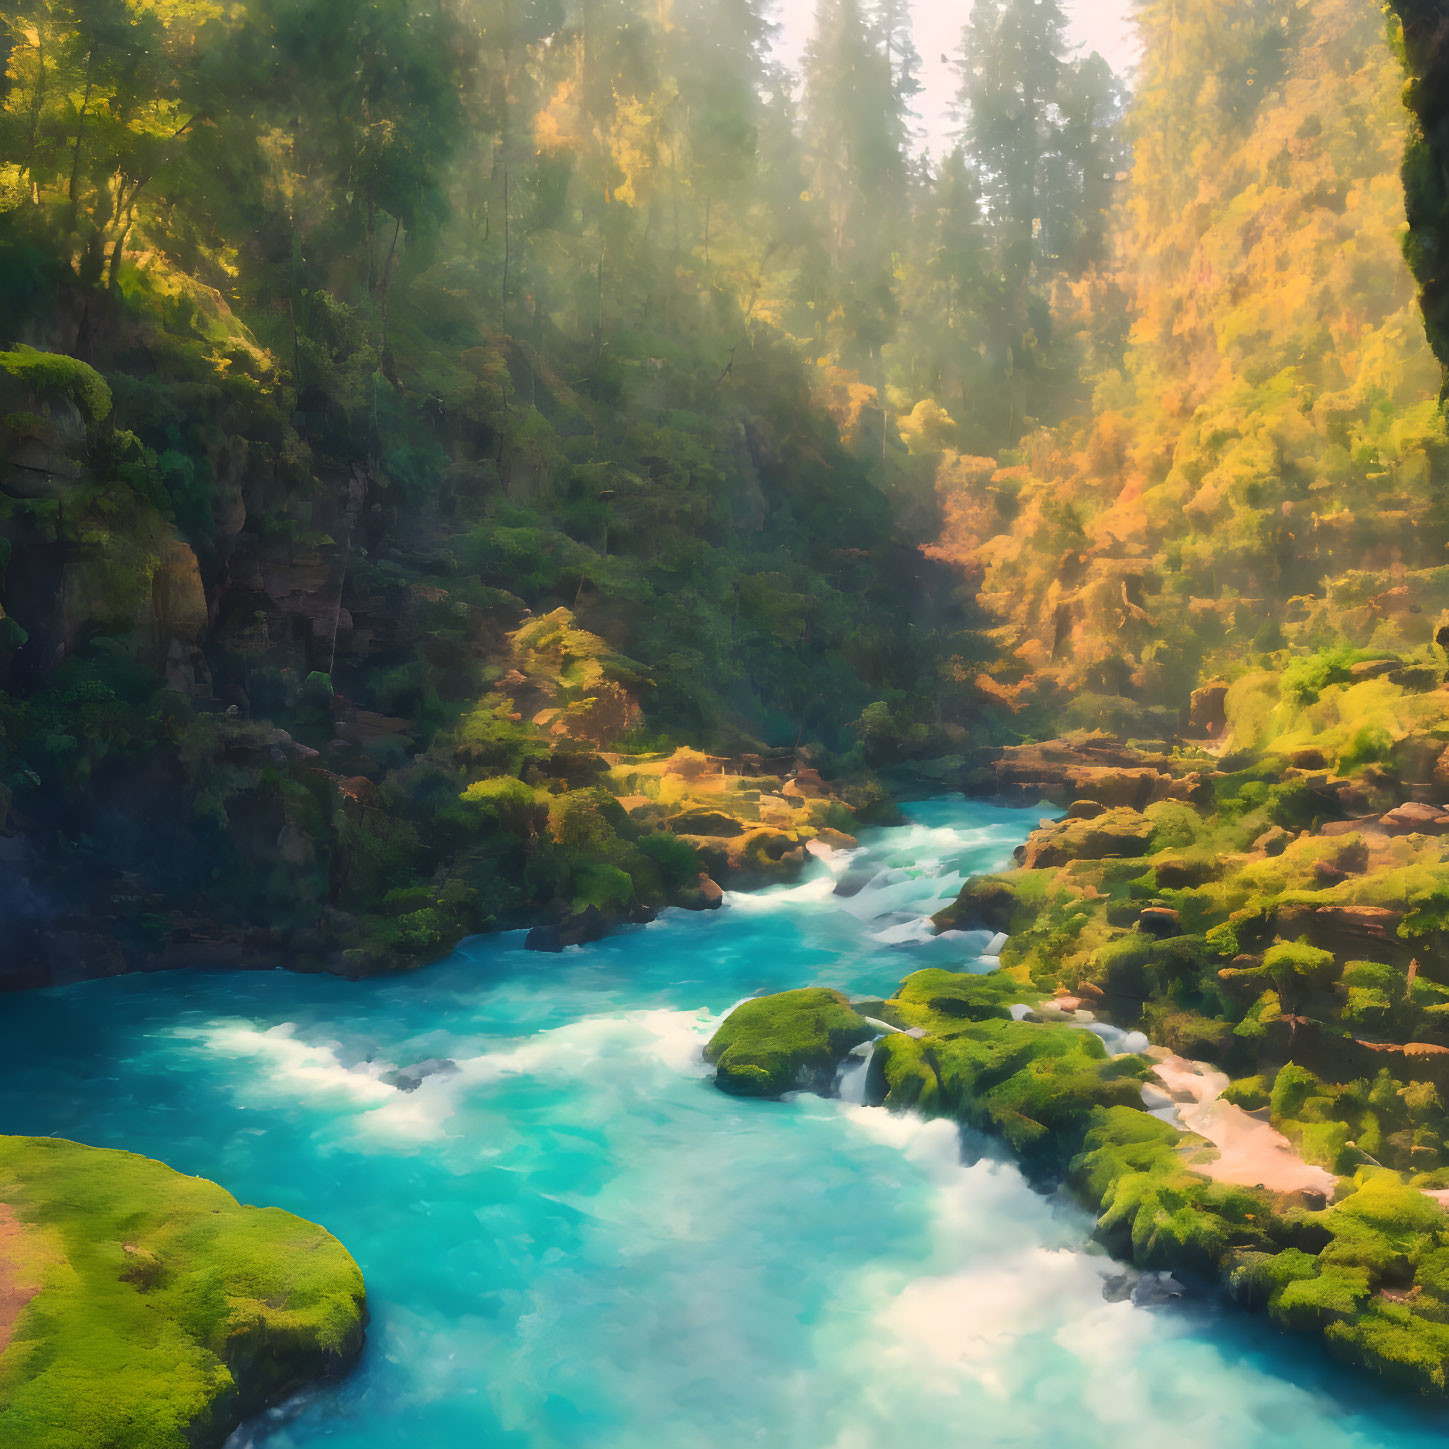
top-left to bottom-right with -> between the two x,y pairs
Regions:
775,0 -> 1141,154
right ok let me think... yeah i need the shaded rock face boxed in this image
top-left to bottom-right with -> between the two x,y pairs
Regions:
691,825 -> 808,889
1138,906 -> 1182,939
1154,855 -> 1218,889
1274,901 -> 1404,951
1255,826 -> 1293,857
381,1058 -> 459,1093
693,876 -> 725,908
525,905 -> 610,953
667,809 -> 746,838
704,988 -> 875,1098
832,863 -> 876,898
0,381 -> 214,692
1188,683 -> 1229,737
991,736 -> 1213,809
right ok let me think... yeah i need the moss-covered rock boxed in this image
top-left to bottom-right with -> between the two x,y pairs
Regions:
932,874 -> 1020,934
0,347 -> 112,423
0,1136 -> 365,1449
705,989 -> 875,1097
720,954 -> 1449,1400
1021,808 -> 1156,869
867,970 -> 1148,1174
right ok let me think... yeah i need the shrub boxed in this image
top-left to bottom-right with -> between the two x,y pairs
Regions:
637,831 -> 700,889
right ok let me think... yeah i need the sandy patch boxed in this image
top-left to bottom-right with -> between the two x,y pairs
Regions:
1150,1054 -> 1338,1197
0,1204 -> 40,1359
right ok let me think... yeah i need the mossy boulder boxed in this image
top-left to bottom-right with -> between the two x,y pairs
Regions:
932,874 -> 1020,934
887,967 -> 1035,1027
667,808 -> 747,837
1021,808 -> 1155,869
0,347 -> 112,423
705,988 -> 875,1097
868,973 -> 1148,1176
0,1136 -> 365,1449
1220,1171 -> 1449,1391
694,826 -> 808,888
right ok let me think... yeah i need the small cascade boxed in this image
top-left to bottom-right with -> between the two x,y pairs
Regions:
5,796 -> 1446,1449
836,1040 -> 876,1106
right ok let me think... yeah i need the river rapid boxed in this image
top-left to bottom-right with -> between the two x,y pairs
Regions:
4,798 -> 1449,1448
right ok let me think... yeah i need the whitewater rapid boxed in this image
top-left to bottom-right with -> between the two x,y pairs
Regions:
1,799 -> 1447,1448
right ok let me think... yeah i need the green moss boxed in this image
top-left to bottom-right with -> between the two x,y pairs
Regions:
874,1032 -> 943,1113
1273,1265 -> 1374,1330
1145,800 -> 1205,850
1326,1306 -> 1449,1395
0,347 -> 111,421
888,968 -> 1037,1027
705,988 -> 875,1098
931,874 -> 1020,934
1223,1074 -> 1272,1110
0,1136 -> 365,1449
1092,931 -> 1157,997
869,974 -> 1149,1174
1263,938 -> 1339,992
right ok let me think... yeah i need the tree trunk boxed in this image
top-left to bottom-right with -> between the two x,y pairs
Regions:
378,216 -> 402,354
23,28 -> 47,202
68,49 -> 96,208
501,165 -> 511,314
106,177 -> 148,291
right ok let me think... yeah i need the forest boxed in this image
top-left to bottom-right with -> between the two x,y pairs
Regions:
0,0 -> 1125,974
10,0 -> 1449,1446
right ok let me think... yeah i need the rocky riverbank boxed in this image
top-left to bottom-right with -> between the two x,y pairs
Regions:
2,736 -> 879,987
707,655 -> 1449,1398
706,974 -> 1449,1396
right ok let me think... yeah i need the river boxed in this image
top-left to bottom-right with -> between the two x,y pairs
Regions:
3,798 -> 1448,1447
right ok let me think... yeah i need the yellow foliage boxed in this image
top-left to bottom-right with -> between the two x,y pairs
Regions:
954,0 -> 1448,708
898,398 -> 958,455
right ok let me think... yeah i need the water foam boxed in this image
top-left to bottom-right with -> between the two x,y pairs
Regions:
20,798 -> 1446,1449
175,1022 -> 397,1104
182,1008 -> 723,1145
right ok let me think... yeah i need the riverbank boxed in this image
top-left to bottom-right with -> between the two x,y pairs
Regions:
6,797 -> 1449,1448
707,971 -> 1449,1395
0,742 -> 885,989
708,708 -> 1449,1400
0,1137 -> 366,1449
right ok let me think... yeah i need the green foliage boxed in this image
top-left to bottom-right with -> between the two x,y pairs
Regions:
637,831 -> 701,890
460,775 -> 545,835
570,862 -> 634,911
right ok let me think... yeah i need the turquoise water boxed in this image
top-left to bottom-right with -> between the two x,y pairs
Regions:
4,797 -> 1449,1447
